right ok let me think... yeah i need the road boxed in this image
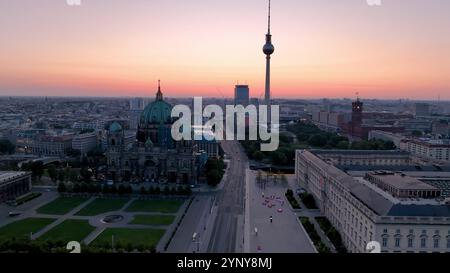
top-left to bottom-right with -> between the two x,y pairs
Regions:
207,140 -> 247,253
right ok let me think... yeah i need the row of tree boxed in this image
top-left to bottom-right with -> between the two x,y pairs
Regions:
58,182 -> 192,196
241,122 -> 397,166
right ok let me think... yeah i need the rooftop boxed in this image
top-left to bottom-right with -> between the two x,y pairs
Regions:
0,171 -> 29,184
367,171 -> 438,191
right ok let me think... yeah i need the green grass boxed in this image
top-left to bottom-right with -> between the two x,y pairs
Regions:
125,199 -> 183,213
92,228 -> 165,249
0,218 -> 55,241
75,198 -> 129,216
38,219 -> 95,243
36,197 -> 88,215
129,215 -> 175,226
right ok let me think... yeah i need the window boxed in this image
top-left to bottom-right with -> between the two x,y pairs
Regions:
408,238 -> 413,248
395,238 -> 400,248
383,229 -> 388,234
382,238 -> 388,247
421,238 -> 427,248
447,239 -> 450,249
434,238 -> 440,249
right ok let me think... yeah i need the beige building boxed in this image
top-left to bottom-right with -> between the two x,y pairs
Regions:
72,132 -> 98,155
400,139 -> 450,162
296,150 -> 450,253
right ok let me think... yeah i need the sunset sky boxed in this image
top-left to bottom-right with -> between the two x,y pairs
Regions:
0,0 -> 449,99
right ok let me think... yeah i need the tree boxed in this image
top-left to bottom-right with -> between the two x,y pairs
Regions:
102,185 -> 109,194
207,169 -> 222,186
118,184 -> 126,195
80,168 -> 92,183
47,165 -> 58,183
140,186 -> 147,195
252,151 -> 264,161
308,134 -> 327,147
69,170 -> 78,183
163,186 -> 170,195
57,170 -> 65,182
0,139 -> 15,154
30,161 -> 44,181
73,183 -> 81,193
170,187 -> 177,196
57,182 -> 66,193
336,141 -> 349,150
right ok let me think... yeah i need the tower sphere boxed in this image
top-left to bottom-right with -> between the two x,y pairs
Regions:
263,43 -> 275,55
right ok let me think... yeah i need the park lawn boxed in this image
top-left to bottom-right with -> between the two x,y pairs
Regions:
0,218 -> 55,241
129,215 -> 175,226
36,197 -> 89,215
38,219 -> 95,243
125,199 -> 183,213
75,198 -> 129,216
92,228 -> 165,249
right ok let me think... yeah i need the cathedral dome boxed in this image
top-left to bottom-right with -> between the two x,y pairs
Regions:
140,82 -> 173,125
109,122 -> 123,132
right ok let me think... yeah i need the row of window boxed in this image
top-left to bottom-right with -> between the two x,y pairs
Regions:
382,237 -> 450,249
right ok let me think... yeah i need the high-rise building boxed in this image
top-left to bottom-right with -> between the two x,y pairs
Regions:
414,103 -> 430,117
129,97 -> 144,130
263,0 -> 274,122
234,85 -> 249,106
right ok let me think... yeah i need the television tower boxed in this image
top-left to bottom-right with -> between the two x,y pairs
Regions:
263,0 -> 275,122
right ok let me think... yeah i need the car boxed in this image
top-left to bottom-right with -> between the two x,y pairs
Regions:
296,188 -> 306,195
190,185 -> 196,189
9,211 -> 21,217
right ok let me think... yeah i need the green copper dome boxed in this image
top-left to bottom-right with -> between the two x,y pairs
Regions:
109,122 -> 123,132
140,82 -> 173,125
145,138 -> 153,148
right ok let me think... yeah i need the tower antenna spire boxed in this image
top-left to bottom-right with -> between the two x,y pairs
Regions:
267,0 -> 271,34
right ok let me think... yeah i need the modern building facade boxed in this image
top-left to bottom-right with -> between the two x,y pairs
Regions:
234,85 -> 250,106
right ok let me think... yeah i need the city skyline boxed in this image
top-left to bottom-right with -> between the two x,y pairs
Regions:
1,0 -> 449,99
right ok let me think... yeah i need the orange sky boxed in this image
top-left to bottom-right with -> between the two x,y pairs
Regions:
0,0 -> 449,99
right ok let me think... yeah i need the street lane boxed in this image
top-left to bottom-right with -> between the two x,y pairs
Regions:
207,140 -> 247,253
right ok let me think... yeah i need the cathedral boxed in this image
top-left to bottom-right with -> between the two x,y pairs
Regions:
106,83 -> 207,184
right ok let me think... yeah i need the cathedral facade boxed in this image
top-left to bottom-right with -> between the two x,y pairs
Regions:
106,84 -> 207,184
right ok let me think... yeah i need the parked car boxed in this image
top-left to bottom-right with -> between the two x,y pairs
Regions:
296,188 -> 306,195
